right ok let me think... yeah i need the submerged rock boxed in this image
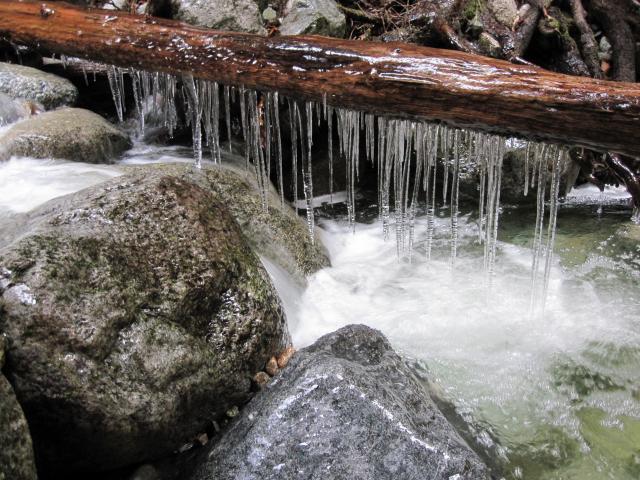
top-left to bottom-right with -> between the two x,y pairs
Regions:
279,0 -> 346,37
189,325 -> 490,480
171,0 -> 266,34
0,62 -> 78,110
0,337 -> 38,480
0,166 -> 287,474
0,108 -> 131,163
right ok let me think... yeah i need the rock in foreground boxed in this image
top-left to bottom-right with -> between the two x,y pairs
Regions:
0,108 -> 131,163
189,325 -> 490,480
0,166 -> 287,474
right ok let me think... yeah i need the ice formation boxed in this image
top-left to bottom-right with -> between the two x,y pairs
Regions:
104,66 -> 570,312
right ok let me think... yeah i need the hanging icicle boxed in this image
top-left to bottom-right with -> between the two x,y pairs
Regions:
101,62 -> 579,310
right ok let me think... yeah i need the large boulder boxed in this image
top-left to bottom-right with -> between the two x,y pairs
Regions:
0,108 -> 131,163
0,337 -> 38,480
279,0 -> 346,37
0,62 -> 78,110
0,165 -> 288,474
170,0 -> 266,34
189,325 -> 490,480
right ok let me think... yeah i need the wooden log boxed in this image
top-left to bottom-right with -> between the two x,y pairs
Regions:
1,1 -> 640,157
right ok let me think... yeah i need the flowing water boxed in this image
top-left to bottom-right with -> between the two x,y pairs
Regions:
286,199 -> 640,480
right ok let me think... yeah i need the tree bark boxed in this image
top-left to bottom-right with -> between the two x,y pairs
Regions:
1,1 -> 640,157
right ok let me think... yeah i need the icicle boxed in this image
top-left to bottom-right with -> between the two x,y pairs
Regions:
297,101 -> 314,241
425,125 -> 439,261
408,122 -> 426,259
81,64 -> 88,86
524,142 -> 531,196
540,147 -> 564,310
223,85 -> 233,153
328,106 -> 334,203
450,129 -> 461,265
482,135 -> 505,277
272,92 -> 285,208
529,144 -> 549,313
442,126 -> 451,205
130,69 -> 145,134
288,99 -> 299,214
107,65 -> 124,122
181,74 -> 203,169
239,86 -> 249,171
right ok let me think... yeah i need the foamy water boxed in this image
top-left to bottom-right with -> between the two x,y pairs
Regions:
288,212 -> 640,479
0,157 -> 122,213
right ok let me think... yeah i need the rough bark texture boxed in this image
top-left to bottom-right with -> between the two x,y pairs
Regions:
1,1 -> 640,157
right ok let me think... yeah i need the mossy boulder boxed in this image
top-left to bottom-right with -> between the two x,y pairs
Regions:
0,166 -> 287,474
0,62 -> 78,110
0,108 -> 131,163
0,337 -> 38,480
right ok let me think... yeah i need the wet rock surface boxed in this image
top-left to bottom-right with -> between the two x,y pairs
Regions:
189,324 -> 490,480
279,0 -> 346,37
0,165 -> 287,474
0,337 -> 38,480
170,0 -> 266,34
0,108 -> 131,163
201,161 -> 329,283
0,62 -> 78,110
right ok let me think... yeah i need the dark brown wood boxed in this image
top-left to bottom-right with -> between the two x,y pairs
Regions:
1,0 -> 640,157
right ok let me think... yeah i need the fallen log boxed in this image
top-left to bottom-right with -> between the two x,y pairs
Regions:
1,1 -> 640,157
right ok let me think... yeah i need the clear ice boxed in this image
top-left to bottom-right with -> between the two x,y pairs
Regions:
103,65 -> 578,313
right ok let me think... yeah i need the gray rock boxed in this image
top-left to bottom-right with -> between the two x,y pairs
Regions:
0,165 -> 288,474
488,0 -> 518,28
599,36 -> 612,62
0,108 -> 131,163
262,6 -> 277,22
0,62 -> 78,110
478,32 -> 502,58
0,340 -> 37,480
171,0 -> 266,34
189,325 -> 490,480
279,0 -> 346,37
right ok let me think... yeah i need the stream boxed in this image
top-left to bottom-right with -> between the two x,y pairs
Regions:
1,147 -> 639,479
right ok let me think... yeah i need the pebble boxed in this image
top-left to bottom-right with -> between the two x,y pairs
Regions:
253,371 -> 271,389
265,356 -> 278,376
276,346 -> 296,369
